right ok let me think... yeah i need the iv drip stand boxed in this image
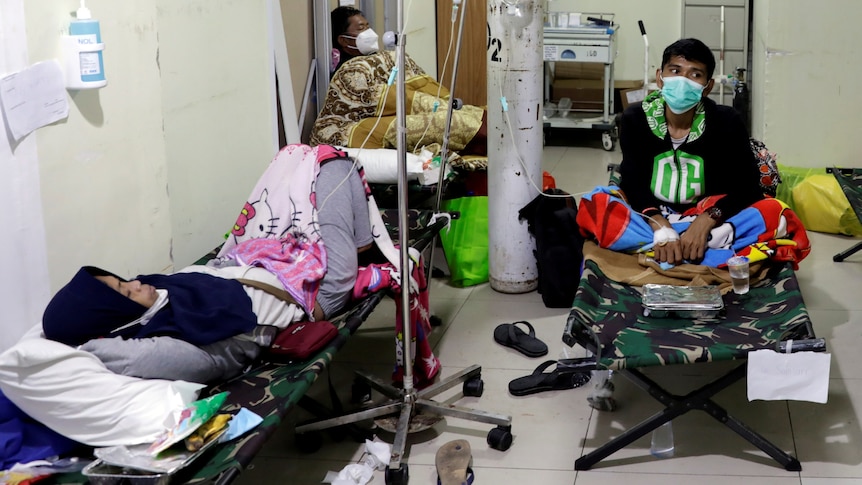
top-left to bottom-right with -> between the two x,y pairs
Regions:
294,2 -> 513,484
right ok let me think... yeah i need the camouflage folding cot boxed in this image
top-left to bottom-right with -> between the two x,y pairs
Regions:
830,167 -> 862,262
561,258 -> 822,471
176,210 -> 445,484
51,211 -> 444,485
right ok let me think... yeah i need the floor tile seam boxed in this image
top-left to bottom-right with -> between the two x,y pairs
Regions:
804,305 -> 862,313
798,473 -> 862,479
428,281 -> 477,297
381,461 -> 582,472
573,469 -> 804,478
430,295 -> 471,314
434,363 -> 560,373
428,298 -> 470,353
428,293 -> 474,305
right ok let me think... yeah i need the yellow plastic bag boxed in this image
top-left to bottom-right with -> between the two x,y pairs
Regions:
777,165 -> 862,236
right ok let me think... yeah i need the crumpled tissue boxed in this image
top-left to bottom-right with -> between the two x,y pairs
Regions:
322,440 -> 391,485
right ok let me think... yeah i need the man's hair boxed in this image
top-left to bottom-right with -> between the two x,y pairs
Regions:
331,6 -> 363,47
661,38 -> 716,79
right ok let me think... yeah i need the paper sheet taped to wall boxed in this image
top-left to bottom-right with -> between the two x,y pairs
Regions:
0,60 -> 69,142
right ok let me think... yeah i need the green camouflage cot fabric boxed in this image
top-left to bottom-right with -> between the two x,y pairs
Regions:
45,331 -> 350,485
569,259 -> 813,371
379,208 -> 433,243
183,327 -> 350,483
832,168 -> 862,223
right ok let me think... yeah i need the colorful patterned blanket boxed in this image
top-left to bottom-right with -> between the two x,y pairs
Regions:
577,186 -> 811,269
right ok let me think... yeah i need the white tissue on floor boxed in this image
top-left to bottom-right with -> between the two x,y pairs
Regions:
322,440 -> 391,485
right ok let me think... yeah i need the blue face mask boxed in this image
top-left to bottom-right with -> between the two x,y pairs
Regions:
660,75 -> 706,114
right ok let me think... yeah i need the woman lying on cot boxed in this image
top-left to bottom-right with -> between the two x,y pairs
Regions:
578,38 -> 810,269
310,6 -> 488,160
40,157 -> 374,385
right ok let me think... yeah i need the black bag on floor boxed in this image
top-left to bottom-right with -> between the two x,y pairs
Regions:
519,188 -> 584,308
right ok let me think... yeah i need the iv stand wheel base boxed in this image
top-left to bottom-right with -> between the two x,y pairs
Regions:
385,464 -> 409,485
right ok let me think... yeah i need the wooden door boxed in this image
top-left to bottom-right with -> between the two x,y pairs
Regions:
436,0 -> 487,107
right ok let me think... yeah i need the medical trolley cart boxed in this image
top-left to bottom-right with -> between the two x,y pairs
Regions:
543,14 -> 618,150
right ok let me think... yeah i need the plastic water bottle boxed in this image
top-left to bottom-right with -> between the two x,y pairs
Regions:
650,421 -> 674,458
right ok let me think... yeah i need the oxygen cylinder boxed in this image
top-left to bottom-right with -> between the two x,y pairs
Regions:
486,0 -> 543,293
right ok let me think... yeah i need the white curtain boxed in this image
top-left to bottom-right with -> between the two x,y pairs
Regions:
0,0 -> 51,352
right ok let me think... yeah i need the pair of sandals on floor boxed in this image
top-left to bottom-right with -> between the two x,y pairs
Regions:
494,320 -> 591,396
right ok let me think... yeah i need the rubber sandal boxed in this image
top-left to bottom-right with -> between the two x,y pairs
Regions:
436,439 -> 472,485
508,360 -> 591,396
493,321 -> 548,358
438,468 -> 474,485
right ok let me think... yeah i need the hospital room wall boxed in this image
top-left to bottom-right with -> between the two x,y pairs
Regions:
550,0 -> 860,168
750,0 -> 860,168
547,0 -> 683,82
546,1 -> 860,167
20,0 -> 276,291
325,0 -> 438,78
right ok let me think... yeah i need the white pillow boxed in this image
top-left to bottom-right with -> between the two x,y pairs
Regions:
344,148 -> 441,185
0,325 -> 203,447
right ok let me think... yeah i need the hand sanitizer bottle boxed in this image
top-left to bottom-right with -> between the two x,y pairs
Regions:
69,0 -> 106,87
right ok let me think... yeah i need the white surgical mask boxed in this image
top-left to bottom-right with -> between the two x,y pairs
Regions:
343,28 -> 379,55
109,289 -> 169,334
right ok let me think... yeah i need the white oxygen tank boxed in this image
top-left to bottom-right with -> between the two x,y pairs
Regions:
486,0 -> 543,293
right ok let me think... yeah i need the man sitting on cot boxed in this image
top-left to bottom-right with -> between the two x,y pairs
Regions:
577,38 -> 809,269
311,6 -> 487,160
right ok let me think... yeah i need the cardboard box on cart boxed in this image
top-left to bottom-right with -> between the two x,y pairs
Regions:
620,81 -> 654,110
550,62 -> 645,113
552,79 -> 605,111
551,63 -> 603,111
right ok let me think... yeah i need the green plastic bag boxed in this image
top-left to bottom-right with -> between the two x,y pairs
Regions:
439,196 -> 489,287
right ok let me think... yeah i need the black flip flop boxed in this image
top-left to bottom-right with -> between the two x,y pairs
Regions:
493,321 -> 548,358
508,360 -> 591,396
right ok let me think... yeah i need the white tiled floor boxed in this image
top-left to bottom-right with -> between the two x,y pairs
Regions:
235,134 -> 862,484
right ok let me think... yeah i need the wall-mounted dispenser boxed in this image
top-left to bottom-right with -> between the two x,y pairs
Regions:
63,0 -> 106,89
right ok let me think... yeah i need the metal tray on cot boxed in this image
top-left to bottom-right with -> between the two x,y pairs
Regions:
641,284 -> 724,320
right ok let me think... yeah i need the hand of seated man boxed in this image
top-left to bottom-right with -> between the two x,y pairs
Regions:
653,239 -> 683,265
678,214 -> 718,264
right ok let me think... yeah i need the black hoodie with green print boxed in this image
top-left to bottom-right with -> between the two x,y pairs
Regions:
618,92 -> 763,223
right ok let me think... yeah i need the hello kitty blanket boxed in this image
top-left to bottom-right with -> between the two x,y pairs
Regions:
214,144 -> 401,318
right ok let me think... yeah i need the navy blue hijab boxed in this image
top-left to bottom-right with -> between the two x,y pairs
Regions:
42,267 -> 257,347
